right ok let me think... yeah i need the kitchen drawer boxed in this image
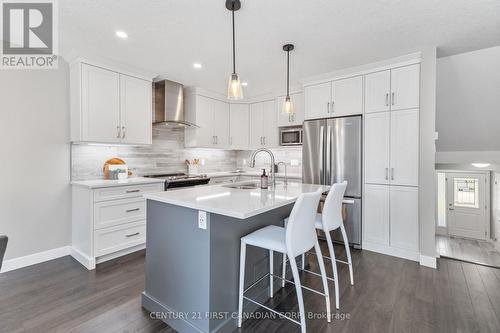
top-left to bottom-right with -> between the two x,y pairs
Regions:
93,183 -> 163,202
94,221 -> 146,257
94,197 -> 145,230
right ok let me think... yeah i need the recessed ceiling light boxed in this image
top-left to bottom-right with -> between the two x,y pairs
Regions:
115,31 -> 128,39
193,63 -> 202,69
471,163 -> 490,168
241,82 -> 248,86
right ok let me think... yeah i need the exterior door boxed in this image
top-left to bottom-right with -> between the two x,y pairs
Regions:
447,173 -> 488,240
304,82 -> 331,120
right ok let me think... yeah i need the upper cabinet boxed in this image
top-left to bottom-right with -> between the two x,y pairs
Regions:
249,100 -> 278,148
365,64 -> 420,113
71,61 -> 153,145
277,92 -> 304,127
229,104 -> 249,149
184,94 -> 230,148
304,76 -> 363,120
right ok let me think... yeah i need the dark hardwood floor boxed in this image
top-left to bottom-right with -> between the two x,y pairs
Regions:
1,242 -> 500,333
436,235 -> 500,268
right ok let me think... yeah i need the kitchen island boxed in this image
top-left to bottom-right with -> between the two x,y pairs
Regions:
141,181 -> 328,333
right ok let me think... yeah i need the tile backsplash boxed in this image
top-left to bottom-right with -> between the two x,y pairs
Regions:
71,126 -> 303,180
71,127 -> 237,180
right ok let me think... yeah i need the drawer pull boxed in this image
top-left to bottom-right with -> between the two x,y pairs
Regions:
126,189 -> 140,193
125,232 -> 140,238
126,208 -> 140,213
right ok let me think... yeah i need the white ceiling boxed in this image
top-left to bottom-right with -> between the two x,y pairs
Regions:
60,0 -> 500,98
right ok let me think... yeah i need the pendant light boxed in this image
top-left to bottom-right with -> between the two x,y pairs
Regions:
282,44 -> 294,114
226,0 -> 243,100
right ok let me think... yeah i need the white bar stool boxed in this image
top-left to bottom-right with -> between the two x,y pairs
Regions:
237,190 -> 329,333
281,181 -> 354,310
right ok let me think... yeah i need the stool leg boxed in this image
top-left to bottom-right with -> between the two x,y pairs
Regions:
238,241 -> 246,327
281,252 -> 286,288
269,250 -> 274,298
314,241 -> 331,322
301,253 -> 305,270
289,255 -> 306,333
340,224 -> 354,285
325,231 -> 340,310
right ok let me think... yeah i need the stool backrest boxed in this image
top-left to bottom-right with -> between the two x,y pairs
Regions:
0,235 -> 8,271
321,181 -> 348,232
286,189 -> 322,257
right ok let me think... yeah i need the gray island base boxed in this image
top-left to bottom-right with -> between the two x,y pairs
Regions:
142,200 -> 296,333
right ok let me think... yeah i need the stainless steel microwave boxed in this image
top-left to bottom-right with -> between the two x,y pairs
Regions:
279,126 -> 303,146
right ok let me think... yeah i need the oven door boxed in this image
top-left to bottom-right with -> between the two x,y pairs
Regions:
280,127 -> 302,146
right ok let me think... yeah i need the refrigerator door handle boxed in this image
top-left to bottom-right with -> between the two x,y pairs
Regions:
320,125 -> 325,184
326,125 -> 332,185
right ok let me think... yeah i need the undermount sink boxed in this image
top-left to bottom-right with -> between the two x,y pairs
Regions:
223,182 -> 260,190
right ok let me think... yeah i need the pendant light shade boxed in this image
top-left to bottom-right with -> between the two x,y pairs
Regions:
282,44 -> 294,114
226,0 -> 243,100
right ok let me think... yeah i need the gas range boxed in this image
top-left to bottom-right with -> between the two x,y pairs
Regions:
144,173 -> 211,190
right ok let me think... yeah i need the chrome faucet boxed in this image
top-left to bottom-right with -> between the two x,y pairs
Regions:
277,161 -> 288,186
250,148 -> 276,187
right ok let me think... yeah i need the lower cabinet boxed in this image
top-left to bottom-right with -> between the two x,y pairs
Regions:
363,184 -> 419,260
71,182 -> 164,270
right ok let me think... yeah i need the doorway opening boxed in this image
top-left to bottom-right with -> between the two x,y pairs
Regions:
435,171 -> 500,267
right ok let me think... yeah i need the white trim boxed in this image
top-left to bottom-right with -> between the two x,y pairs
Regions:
0,246 -> 71,273
70,247 -> 96,270
95,243 -> 145,265
362,241 -> 420,262
419,255 -> 437,269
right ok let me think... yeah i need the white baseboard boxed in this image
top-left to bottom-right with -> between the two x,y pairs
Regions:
362,241 -> 420,262
70,247 -> 96,270
0,246 -> 71,273
419,255 -> 437,269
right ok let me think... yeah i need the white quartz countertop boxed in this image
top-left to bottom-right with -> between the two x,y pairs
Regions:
199,171 -> 302,179
144,181 -> 329,219
71,177 -> 165,189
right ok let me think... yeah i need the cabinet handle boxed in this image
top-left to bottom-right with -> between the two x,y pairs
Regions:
292,114 -> 295,122
385,93 -> 389,106
391,92 -> 395,106
331,101 -> 334,113
125,232 -> 140,238
126,189 -> 140,193
385,168 -> 389,180
116,126 -> 121,138
260,136 -> 263,145
263,136 -> 266,145
122,126 -> 126,139
327,102 -> 330,113
126,208 -> 140,213
391,168 -> 394,180
215,136 -> 218,144
288,114 -> 292,122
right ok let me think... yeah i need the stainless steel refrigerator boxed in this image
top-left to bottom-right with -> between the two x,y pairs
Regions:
303,115 -> 362,247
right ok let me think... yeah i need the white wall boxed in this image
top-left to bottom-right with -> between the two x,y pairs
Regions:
0,61 -> 71,260
436,45 -> 500,157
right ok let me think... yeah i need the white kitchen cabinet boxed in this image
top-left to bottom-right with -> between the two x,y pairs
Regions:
364,184 -> 390,246
249,100 -> 277,148
365,109 -> 418,187
364,112 -> 390,185
365,70 -> 391,113
229,103 -> 249,149
71,61 -> 153,144
390,64 -> 420,111
184,94 -> 230,148
304,82 -> 331,120
330,76 -> 363,117
277,92 -> 304,127
120,74 -> 152,144
390,186 -> 419,252
390,109 -> 419,186
364,64 -> 420,114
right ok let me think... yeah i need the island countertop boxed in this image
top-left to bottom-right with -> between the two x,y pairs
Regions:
143,182 -> 329,219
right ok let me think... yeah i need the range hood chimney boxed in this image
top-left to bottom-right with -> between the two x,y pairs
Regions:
153,80 -> 198,128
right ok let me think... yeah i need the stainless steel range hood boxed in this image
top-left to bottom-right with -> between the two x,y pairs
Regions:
153,80 -> 198,128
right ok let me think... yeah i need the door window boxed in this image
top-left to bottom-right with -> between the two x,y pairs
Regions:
454,178 -> 479,208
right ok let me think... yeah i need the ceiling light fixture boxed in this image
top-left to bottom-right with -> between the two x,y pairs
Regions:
282,44 -> 295,114
115,30 -> 128,39
471,163 -> 490,168
226,0 -> 243,100
193,63 -> 202,69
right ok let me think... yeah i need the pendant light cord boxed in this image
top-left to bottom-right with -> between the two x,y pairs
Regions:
232,10 -> 236,74
286,50 -> 290,96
